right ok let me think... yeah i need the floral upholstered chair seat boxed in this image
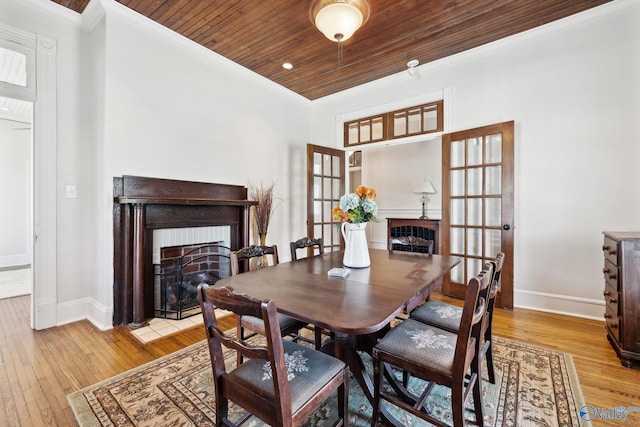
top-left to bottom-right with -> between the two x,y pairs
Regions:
231,340 -> 345,413
410,299 -> 463,333
374,318 -> 463,374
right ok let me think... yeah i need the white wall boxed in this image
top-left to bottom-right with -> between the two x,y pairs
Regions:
0,118 -> 31,267
360,140 -> 443,246
74,14 -> 105,325
310,0 -> 640,319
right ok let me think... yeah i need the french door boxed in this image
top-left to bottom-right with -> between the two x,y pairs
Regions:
441,121 -> 514,309
306,144 -> 346,253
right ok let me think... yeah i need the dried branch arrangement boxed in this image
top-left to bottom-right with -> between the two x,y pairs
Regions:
249,181 -> 279,243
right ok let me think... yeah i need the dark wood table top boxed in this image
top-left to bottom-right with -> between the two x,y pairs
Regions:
215,249 -> 461,336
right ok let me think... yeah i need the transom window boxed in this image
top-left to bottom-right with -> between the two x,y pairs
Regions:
0,46 -> 27,87
344,100 -> 443,146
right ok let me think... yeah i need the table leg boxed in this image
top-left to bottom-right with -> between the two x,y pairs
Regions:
331,332 -> 406,426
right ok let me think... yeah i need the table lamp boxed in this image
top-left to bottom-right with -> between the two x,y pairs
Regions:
414,179 -> 436,219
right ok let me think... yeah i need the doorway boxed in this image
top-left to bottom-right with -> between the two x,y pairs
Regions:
306,144 -> 346,252
1,24 -> 58,329
441,121 -> 514,309
0,98 -> 33,300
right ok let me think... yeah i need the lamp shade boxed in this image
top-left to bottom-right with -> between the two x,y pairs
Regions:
312,0 -> 371,42
414,180 -> 436,194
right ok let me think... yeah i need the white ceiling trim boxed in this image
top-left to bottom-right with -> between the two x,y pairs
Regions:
80,0 -> 107,31
11,0 -> 82,26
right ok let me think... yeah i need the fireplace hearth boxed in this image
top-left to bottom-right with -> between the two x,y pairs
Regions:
113,176 -> 255,327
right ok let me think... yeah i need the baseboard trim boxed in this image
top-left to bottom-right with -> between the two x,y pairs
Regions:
0,255 -> 31,269
56,297 -> 113,331
514,289 -> 605,321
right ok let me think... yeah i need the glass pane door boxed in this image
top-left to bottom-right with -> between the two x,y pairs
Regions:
307,144 -> 345,252
442,121 -> 514,308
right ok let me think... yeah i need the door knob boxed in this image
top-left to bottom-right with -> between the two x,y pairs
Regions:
502,224 -> 511,231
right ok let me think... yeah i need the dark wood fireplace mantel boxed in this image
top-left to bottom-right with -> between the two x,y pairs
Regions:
113,175 -> 256,327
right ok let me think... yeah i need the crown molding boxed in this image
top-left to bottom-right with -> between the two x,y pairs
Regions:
80,0 -> 106,31
9,0 -> 82,26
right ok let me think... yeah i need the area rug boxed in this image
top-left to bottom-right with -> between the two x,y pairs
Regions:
68,335 -> 585,426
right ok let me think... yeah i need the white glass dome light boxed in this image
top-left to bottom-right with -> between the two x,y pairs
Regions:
315,3 -> 363,42
312,0 -> 371,43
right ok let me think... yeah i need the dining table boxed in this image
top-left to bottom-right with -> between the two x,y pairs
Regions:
214,248 -> 461,423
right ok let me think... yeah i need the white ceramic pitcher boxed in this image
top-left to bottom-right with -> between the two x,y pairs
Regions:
341,222 -> 371,268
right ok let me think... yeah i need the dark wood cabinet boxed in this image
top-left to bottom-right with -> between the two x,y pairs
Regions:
387,218 -> 440,254
602,231 -> 640,367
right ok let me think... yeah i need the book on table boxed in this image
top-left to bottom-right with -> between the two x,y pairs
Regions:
327,267 -> 351,277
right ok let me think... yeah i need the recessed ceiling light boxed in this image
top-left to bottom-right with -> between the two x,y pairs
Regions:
282,62 -> 293,70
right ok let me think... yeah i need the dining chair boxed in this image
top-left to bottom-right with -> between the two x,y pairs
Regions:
409,252 -> 505,383
290,237 -> 326,349
370,266 -> 492,427
389,236 -> 434,254
290,236 -> 324,261
198,284 -> 349,427
387,238 -> 435,325
231,244 -> 279,276
231,245 -> 308,363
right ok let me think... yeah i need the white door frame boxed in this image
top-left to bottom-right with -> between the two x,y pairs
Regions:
0,23 -> 58,330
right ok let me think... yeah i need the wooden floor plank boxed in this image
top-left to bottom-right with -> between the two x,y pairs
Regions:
1,293 -> 639,426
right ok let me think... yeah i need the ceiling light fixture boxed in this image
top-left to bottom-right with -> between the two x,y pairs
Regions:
407,59 -> 419,76
311,0 -> 371,43
282,62 -> 293,70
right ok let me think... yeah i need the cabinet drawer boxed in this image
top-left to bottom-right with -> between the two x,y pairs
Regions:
605,305 -> 620,342
602,237 -> 619,265
604,279 -> 619,316
603,260 -> 619,290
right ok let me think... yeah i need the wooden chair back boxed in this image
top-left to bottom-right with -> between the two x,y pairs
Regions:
389,236 -> 434,254
198,284 -> 349,426
482,253 -> 504,338
198,284 -> 295,425
230,245 -> 279,276
455,264 -> 492,372
289,237 -> 327,349
290,237 -> 324,261
371,265 -> 493,426
482,252 -> 505,383
488,252 -> 505,297
230,244 -> 308,359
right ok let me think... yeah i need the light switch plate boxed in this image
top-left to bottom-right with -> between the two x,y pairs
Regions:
65,184 -> 78,199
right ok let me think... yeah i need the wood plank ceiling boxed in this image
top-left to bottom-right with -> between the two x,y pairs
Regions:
52,0 -> 612,100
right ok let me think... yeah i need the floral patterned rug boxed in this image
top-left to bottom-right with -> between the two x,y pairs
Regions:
68,335 -> 585,426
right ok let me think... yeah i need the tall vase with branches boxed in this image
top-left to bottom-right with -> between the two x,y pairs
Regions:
249,181 -> 278,246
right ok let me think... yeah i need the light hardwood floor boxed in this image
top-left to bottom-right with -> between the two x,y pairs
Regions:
1,294 -> 639,426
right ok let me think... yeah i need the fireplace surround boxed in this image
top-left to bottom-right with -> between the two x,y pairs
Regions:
113,175 -> 255,327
